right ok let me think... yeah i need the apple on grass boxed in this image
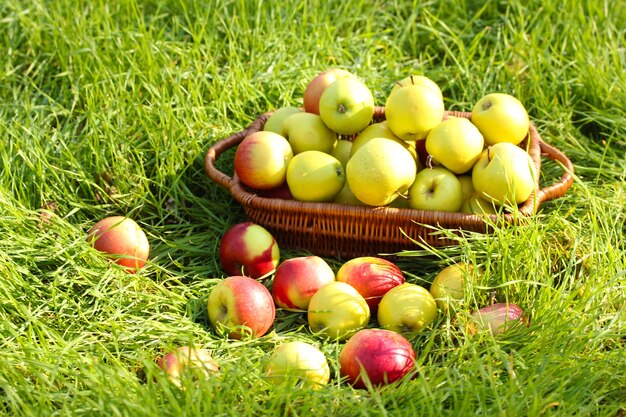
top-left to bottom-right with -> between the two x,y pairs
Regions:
472,142 -> 536,206
271,256 -> 336,311
377,283 -> 439,337
207,275 -> 275,339
336,257 -> 405,313
408,167 -> 464,212
87,216 -> 150,272
234,131 -> 293,190
307,281 -> 370,341
319,77 -> 375,135
282,112 -> 337,155
303,68 -> 355,115
158,346 -> 219,387
264,341 -> 330,389
339,329 -> 416,389
429,262 -> 479,313
219,222 -> 280,279
471,93 -> 530,146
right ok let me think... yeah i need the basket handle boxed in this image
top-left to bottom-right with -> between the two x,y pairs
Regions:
204,113 -> 271,189
536,139 -> 575,204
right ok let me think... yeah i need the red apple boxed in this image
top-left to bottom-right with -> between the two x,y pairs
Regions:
257,182 -> 293,200
336,257 -> 405,313
339,329 -> 416,389
219,222 -> 280,279
234,131 -> 293,191
158,346 -> 219,387
303,68 -> 355,115
272,256 -> 335,311
87,216 -> 149,272
207,275 -> 276,339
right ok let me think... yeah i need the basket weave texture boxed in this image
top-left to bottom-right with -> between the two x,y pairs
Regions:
205,108 -> 574,258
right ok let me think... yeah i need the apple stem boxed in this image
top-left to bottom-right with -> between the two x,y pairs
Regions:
426,155 -> 434,169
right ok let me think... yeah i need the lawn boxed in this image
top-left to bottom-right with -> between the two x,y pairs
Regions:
0,0 -> 624,416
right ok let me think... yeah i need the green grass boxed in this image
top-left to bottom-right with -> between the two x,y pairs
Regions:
1,0 -> 624,415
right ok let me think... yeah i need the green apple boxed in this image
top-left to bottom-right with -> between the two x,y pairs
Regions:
429,262 -> 478,313
472,142 -> 536,206
331,182 -> 367,206
307,281 -> 370,341
346,137 -> 417,206
234,131 -> 293,190
390,74 -> 443,100
408,167 -> 463,212
351,121 -> 419,163
303,68 -> 355,115
282,112 -> 337,155
377,283 -> 438,337
331,139 -> 353,169
286,151 -> 345,202
264,341 -> 330,389
471,93 -> 530,146
425,117 -> 484,174
263,106 -> 302,135
457,174 -> 475,202
385,84 -> 444,141
461,193 -> 498,215
319,77 -> 375,135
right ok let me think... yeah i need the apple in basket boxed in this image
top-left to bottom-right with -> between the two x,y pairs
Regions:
272,256 -> 336,311
303,68 -> 356,115
234,131 -> 293,191
407,166 -> 464,212
339,329 -> 416,389
471,93 -> 530,146
336,257 -> 405,313
264,341 -> 330,389
219,222 -> 280,279
158,346 -> 219,387
207,275 -> 276,339
87,216 -> 150,272
318,77 -> 376,136
472,142 -> 536,206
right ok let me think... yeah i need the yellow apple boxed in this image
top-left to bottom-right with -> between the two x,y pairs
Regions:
286,151 -> 345,202
307,281 -> 370,341
319,77 -> 375,135
408,167 -> 464,212
472,142 -> 536,206
384,84 -> 445,141
377,283 -> 438,337
263,106 -> 302,135
470,93 -> 530,146
282,112 -> 337,155
425,117 -> 484,174
429,262 -> 478,313
264,341 -> 330,389
390,74 -> 443,100
346,137 -> 417,206
331,139 -> 353,169
350,121 -> 419,162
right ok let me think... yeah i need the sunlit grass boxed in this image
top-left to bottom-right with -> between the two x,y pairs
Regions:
0,0 -> 624,416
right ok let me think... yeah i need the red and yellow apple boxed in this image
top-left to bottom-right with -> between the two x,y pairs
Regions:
219,222 -> 280,279
336,257 -> 405,313
272,256 -> 335,311
207,275 -> 276,339
158,346 -> 219,387
339,329 -> 416,389
234,131 -> 293,190
87,216 -> 150,272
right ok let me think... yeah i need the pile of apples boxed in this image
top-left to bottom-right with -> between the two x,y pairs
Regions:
234,68 -> 537,214
166,221 -> 525,390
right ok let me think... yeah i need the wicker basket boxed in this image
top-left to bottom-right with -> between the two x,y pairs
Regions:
205,108 -> 574,258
